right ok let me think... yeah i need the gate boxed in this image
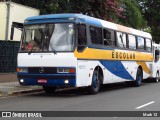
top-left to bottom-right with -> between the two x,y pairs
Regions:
0,41 -> 20,73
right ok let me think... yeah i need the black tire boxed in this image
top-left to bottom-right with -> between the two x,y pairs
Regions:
125,81 -> 133,86
89,70 -> 100,94
43,86 -> 56,94
133,68 -> 143,87
154,72 -> 159,83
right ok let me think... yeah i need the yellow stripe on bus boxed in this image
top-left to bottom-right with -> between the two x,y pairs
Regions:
74,48 -> 153,61
136,62 -> 151,75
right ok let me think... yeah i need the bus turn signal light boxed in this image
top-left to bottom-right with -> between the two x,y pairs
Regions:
16,68 -> 20,72
69,68 -> 75,73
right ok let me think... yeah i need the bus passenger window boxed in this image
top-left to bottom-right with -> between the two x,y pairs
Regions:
137,37 -> 145,50
103,29 -> 115,46
146,39 -> 152,52
128,34 -> 136,50
90,26 -> 103,45
117,32 -> 127,48
77,24 -> 87,51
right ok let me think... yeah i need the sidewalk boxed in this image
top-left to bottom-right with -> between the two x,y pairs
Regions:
0,73 -> 17,83
0,73 -> 42,97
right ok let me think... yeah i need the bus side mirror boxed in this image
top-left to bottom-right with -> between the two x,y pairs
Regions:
10,22 -> 24,40
10,26 -> 14,40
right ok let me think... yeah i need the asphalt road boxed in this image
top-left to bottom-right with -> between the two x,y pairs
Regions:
0,81 -> 160,120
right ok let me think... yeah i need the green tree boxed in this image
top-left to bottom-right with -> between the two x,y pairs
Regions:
40,0 -> 58,14
119,0 -> 146,29
10,0 -> 146,30
68,0 -> 123,22
138,0 -> 160,43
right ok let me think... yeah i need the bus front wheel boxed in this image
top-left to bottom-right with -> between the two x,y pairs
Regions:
43,86 -> 56,94
89,70 -> 100,94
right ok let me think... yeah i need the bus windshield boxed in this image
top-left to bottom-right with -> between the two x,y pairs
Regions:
21,23 -> 75,52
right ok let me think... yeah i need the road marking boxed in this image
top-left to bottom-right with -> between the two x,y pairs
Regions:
135,101 -> 155,109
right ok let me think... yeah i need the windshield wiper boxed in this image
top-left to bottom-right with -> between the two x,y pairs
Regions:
49,42 -> 57,54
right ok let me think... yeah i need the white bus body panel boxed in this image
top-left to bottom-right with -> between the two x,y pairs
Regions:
76,60 -> 90,87
152,44 -> 160,78
18,53 -> 77,67
76,59 -> 152,87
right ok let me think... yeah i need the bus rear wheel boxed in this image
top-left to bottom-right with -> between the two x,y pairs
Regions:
89,70 -> 100,94
154,72 -> 159,83
133,68 -> 143,87
43,86 -> 56,94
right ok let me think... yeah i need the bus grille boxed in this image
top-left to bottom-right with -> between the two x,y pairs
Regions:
28,67 -> 57,74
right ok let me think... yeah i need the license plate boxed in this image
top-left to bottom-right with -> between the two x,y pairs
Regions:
38,79 -> 47,83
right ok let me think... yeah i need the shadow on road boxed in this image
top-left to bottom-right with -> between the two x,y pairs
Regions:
26,81 -> 157,98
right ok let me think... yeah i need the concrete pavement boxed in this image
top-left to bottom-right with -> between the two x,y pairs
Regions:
0,80 -> 160,120
0,73 -> 42,97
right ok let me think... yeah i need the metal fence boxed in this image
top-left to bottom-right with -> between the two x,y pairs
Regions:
0,41 -> 20,73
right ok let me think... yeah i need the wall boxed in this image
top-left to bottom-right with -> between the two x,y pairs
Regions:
0,2 -> 40,41
0,2 -> 7,40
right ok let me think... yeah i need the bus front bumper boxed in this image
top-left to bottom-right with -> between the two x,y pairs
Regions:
17,73 -> 76,87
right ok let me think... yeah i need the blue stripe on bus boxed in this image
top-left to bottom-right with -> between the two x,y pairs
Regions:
25,14 -> 103,27
88,45 -> 115,50
100,60 -> 134,80
26,13 -> 79,21
84,18 -> 102,27
17,73 -> 76,86
24,19 -> 75,25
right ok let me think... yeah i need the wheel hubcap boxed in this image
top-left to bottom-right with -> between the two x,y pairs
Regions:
137,70 -> 142,85
93,74 -> 99,88
156,74 -> 159,82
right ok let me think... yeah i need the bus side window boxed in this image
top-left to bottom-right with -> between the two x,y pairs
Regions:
155,49 -> 160,62
103,29 -> 115,46
77,24 -> 87,51
128,34 -> 136,50
146,38 -> 152,52
90,26 -> 103,45
117,32 -> 127,48
137,37 -> 145,50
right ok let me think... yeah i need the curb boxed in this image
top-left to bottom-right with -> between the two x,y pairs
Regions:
0,89 -> 43,97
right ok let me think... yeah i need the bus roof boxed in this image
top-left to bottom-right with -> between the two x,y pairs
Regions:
25,13 -> 152,39
153,43 -> 160,47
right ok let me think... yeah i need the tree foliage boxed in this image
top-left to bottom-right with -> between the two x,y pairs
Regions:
9,0 -> 122,21
138,0 -> 160,43
119,0 -> 146,29
9,0 -> 146,28
3,0 -> 157,33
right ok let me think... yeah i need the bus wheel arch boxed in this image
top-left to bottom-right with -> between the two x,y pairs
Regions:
95,66 -> 104,84
88,66 -> 104,94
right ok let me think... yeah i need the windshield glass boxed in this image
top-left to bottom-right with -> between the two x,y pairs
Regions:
21,23 -> 75,52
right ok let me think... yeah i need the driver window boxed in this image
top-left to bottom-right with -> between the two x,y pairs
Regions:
77,24 -> 87,51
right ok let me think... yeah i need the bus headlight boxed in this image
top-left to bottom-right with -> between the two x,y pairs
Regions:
20,79 -> 24,83
17,68 -> 28,73
64,80 -> 69,84
57,68 -> 75,73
